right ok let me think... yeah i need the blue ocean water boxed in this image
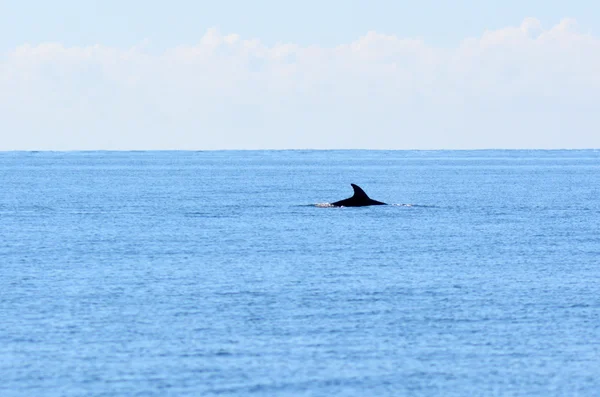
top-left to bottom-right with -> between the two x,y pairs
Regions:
1,150 -> 599,396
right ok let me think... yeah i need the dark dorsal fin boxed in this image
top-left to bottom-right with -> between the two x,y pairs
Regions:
330,184 -> 386,207
350,183 -> 370,199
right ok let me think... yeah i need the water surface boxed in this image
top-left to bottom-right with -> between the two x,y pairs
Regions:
1,150 -> 599,396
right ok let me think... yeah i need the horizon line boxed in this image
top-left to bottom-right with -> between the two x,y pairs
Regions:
2,148 -> 599,153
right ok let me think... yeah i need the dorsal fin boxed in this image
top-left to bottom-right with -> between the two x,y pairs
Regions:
329,184 -> 386,207
350,183 -> 369,199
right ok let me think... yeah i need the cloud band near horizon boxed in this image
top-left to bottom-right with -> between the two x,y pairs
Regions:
1,18 -> 599,150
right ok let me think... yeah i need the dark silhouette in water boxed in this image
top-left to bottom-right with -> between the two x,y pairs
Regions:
330,184 -> 387,207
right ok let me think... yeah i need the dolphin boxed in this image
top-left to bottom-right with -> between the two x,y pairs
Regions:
330,184 -> 387,207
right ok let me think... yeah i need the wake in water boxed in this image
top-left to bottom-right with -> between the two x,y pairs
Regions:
314,203 -> 416,208
315,203 -> 335,208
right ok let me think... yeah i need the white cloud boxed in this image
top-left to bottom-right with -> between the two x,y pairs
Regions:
1,18 -> 599,150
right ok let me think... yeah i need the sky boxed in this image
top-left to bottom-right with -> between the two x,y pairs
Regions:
1,0 -> 599,150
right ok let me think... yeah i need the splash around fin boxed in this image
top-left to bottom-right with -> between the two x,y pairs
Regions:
330,184 -> 387,207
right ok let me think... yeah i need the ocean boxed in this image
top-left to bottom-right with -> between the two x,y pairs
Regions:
1,150 -> 599,396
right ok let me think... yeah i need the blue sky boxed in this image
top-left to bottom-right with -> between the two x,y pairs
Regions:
3,0 -> 598,49
1,1 -> 599,149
